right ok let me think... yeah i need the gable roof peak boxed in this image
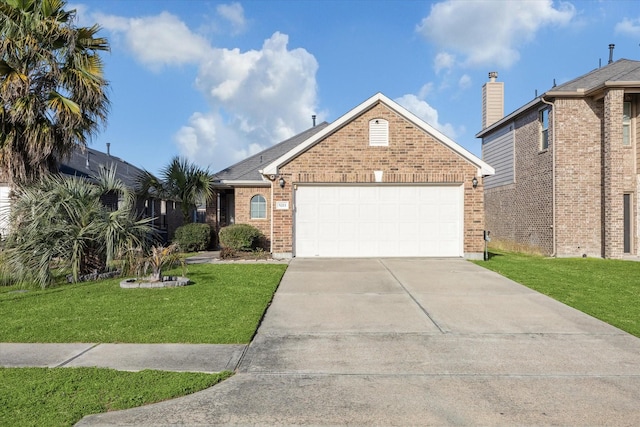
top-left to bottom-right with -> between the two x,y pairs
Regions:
261,92 -> 494,177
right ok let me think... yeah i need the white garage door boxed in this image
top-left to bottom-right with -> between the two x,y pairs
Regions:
294,185 -> 463,257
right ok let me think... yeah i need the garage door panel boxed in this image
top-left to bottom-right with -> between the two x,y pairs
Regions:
295,185 -> 463,257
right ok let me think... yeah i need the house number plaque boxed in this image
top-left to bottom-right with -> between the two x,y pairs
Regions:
275,201 -> 289,210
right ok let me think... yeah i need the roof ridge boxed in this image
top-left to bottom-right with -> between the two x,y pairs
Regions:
552,58 -> 640,92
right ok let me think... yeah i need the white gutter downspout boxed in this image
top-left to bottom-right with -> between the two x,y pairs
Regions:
541,95 -> 556,257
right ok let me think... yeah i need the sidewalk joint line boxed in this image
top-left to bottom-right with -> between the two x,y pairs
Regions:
378,259 -> 446,334
54,343 -> 100,368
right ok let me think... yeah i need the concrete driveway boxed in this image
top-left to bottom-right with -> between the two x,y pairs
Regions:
78,258 -> 640,426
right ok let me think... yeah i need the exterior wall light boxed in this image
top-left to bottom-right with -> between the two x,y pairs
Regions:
278,177 -> 285,188
472,177 -> 478,189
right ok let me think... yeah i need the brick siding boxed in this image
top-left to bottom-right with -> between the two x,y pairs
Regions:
233,186 -> 271,249
554,98 -> 603,257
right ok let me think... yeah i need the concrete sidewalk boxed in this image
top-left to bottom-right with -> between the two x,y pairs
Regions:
76,257 -> 640,426
0,343 -> 245,373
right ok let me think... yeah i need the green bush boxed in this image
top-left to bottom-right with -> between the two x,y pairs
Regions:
219,247 -> 237,259
219,224 -> 263,251
174,223 -> 211,252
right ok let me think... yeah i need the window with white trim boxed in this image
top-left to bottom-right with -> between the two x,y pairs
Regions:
369,118 -> 389,146
539,108 -> 549,150
623,101 -> 631,146
250,194 -> 266,219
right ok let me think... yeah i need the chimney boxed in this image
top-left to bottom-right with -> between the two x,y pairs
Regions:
312,115 -> 316,127
608,44 -> 615,64
482,71 -> 504,129
106,142 -> 111,156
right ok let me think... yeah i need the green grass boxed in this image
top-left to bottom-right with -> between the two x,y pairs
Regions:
0,263 -> 288,343
474,250 -> 640,337
0,367 -> 232,427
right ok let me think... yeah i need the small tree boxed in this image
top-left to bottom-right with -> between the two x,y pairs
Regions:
5,166 -> 154,288
136,157 -> 214,223
140,243 -> 182,282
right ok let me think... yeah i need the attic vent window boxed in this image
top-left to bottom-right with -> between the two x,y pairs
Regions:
369,118 -> 389,146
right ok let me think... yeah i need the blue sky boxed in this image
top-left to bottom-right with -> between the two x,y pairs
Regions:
71,0 -> 640,174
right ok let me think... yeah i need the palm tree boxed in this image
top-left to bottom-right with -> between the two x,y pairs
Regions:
0,0 -> 109,184
5,166 -> 154,288
137,156 -> 215,224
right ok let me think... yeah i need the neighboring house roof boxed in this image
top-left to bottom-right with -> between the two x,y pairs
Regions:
214,122 -> 330,184
59,146 -> 145,190
477,58 -> 640,138
261,92 -> 494,177
547,58 -> 640,95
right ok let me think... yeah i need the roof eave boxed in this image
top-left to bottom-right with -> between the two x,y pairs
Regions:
476,97 -> 543,138
213,179 -> 270,188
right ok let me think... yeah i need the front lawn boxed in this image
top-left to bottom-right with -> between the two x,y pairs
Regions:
475,251 -> 640,337
0,263 -> 288,343
0,367 -> 231,427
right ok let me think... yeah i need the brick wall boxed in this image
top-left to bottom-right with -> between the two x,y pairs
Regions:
271,102 -> 484,256
554,97 -> 603,257
233,186 -> 271,249
484,108 -> 553,254
603,89 -> 627,258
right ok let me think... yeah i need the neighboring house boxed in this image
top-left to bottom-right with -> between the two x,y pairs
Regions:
476,58 -> 640,259
61,146 -> 188,241
0,146 -> 186,242
211,92 -> 494,259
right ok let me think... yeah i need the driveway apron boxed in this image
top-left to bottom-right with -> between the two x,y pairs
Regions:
77,258 -> 640,426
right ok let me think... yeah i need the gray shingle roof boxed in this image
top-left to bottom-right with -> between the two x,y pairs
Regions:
214,122 -> 330,181
550,58 -> 640,93
59,147 -> 145,189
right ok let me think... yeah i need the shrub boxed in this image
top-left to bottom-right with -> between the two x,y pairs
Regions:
219,224 -> 263,251
219,247 -> 237,259
5,168 -> 153,288
174,223 -> 211,252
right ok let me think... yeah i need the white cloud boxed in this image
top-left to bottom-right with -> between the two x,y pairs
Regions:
97,11 -> 213,69
217,2 -> 247,35
615,17 -> 640,37
395,94 -> 456,139
175,112 -> 263,169
417,83 -> 433,99
434,52 -> 455,74
166,31 -> 320,170
193,32 -> 320,161
91,6 -> 321,171
417,0 -> 575,68
458,74 -> 472,90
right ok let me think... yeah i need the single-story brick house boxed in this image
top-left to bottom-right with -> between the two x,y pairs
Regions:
476,57 -> 640,258
211,93 -> 494,259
